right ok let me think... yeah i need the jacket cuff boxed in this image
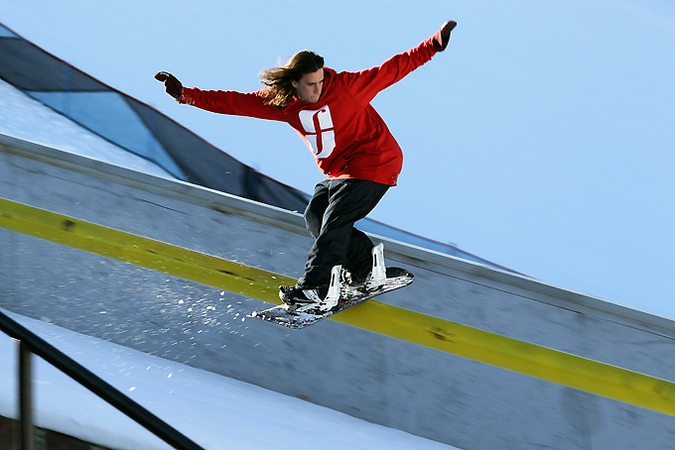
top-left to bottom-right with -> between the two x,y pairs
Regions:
177,87 -> 191,104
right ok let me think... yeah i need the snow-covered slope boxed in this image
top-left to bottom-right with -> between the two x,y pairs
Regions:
0,309 -> 460,450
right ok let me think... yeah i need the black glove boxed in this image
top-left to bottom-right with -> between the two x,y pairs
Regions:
154,71 -> 183,99
433,21 -> 457,52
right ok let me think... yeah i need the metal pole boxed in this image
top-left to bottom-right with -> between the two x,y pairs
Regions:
18,341 -> 34,450
1,311 -> 204,450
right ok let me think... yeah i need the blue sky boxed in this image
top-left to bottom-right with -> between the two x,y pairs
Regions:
2,0 -> 674,319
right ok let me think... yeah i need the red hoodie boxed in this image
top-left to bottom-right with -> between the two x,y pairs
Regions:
179,34 -> 439,186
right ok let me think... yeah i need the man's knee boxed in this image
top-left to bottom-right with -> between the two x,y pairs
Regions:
304,185 -> 329,237
304,208 -> 322,238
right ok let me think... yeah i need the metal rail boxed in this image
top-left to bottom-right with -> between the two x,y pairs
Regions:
0,310 -> 204,450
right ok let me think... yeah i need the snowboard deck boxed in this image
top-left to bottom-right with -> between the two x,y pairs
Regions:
248,270 -> 413,329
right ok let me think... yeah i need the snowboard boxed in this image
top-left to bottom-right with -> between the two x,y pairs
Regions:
248,269 -> 413,329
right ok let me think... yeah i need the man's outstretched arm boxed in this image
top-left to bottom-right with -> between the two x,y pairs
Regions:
345,21 -> 458,102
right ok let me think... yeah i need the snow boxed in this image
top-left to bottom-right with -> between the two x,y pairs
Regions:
0,309 -> 459,449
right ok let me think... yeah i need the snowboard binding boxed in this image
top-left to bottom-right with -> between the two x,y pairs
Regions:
280,243 -> 390,313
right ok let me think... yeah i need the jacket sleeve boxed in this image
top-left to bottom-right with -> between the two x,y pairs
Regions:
343,34 -> 438,103
179,87 -> 284,121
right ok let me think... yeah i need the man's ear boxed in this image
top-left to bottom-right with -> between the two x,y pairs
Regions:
291,80 -> 299,89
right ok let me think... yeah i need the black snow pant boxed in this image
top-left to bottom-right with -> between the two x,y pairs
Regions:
297,179 -> 389,288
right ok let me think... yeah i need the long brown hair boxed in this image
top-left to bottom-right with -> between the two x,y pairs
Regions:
260,50 -> 324,108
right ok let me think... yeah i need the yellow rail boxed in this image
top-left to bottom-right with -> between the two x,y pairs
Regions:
2,197 -> 674,416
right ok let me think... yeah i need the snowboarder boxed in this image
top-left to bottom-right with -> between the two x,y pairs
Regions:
156,21 -> 457,310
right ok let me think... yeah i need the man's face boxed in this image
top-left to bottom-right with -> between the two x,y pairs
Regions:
292,68 -> 324,104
